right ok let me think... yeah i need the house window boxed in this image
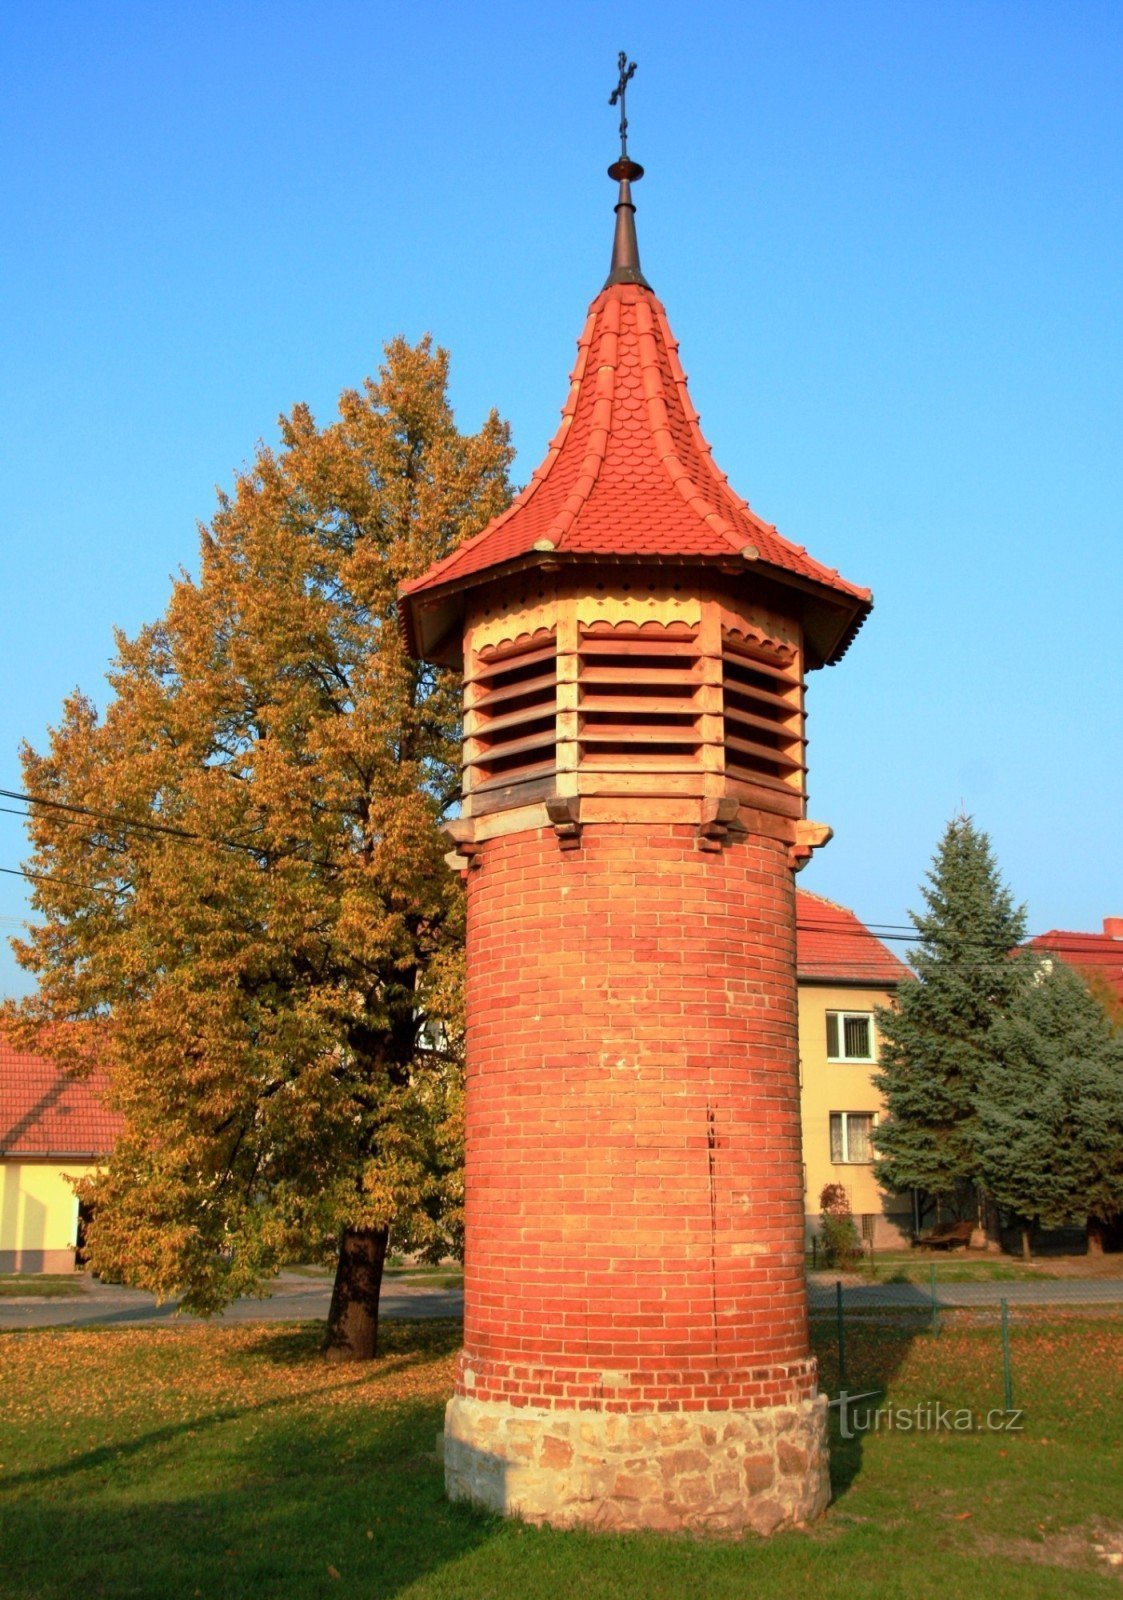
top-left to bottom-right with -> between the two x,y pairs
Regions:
830,1111 -> 875,1164
826,1010 -> 874,1062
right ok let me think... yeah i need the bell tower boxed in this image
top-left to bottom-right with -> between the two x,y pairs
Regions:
399,66 -> 871,1535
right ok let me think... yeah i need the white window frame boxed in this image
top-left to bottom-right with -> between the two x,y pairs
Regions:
830,1110 -> 877,1165
826,1009 -> 875,1063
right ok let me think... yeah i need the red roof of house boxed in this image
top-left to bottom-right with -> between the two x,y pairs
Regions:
400,169 -> 872,668
0,1039 -> 122,1158
1025,920 -> 1123,1004
796,890 -> 910,987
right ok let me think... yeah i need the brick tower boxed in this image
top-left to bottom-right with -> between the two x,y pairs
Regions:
399,88 -> 871,1535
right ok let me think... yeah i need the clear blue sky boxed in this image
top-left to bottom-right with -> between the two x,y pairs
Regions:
2,1 -> 1120,995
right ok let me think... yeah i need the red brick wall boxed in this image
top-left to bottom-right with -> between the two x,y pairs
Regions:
459,822 -> 816,1414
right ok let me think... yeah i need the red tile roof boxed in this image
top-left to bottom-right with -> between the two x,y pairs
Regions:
796,891 -> 910,987
1025,922 -> 1123,1004
400,280 -> 871,663
0,1039 -> 122,1158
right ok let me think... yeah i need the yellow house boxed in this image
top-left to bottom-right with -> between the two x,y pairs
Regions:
796,890 -> 913,1248
0,1038 -> 120,1272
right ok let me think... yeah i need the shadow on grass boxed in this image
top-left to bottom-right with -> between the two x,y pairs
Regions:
810,1294 -> 935,1501
0,1321 -> 497,1600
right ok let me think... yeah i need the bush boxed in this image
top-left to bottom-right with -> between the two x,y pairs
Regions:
819,1183 -> 862,1269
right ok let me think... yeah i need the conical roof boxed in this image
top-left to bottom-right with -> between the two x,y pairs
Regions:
400,168 -> 872,668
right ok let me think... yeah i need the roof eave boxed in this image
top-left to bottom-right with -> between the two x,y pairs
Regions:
399,550 -> 872,667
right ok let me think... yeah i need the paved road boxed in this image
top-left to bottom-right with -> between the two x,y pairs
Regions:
808,1276 -> 1123,1310
0,1271 -> 464,1332
4,1272 -> 1121,1333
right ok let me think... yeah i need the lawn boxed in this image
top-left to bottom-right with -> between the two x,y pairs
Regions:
0,1274 -> 85,1300
1,1317 -> 1120,1599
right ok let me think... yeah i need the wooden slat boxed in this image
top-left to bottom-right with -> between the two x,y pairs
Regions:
471,772 -> 558,812
722,650 -> 799,687
579,754 -> 703,772
579,727 -> 699,746
469,701 -> 556,739
725,759 -> 802,792
463,728 -> 557,767
467,642 -> 557,683
579,638 -> 699,657
723,679 -> 800,717
724,703 -> 806,744
576,772 -> 706,797
470,669 -> 556,710
470,760 -> 557,795
724,732 -> 806,773
580,665 -> 699,688
577,694 -> 699,716
725,773 -> 805,817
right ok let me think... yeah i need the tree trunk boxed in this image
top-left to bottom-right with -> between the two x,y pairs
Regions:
1020,1223 -> 1033,1263
1087,1216 -> 1106,1256
323,1226 -> 389,1362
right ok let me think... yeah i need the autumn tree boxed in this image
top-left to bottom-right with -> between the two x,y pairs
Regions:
872,814 -> 1027,1226
976,960 -> 1123,1258
10,338 -> 512,1358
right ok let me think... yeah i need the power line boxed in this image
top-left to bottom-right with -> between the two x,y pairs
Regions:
4,784 -> 1120,963
0,786 -> 344,873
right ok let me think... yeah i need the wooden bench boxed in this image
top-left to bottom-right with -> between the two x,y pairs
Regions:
912,1219 -> 974,1250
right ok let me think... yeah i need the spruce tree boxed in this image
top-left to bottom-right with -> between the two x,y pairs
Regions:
976,960 -> 1123,1257
872,814 -> 1027,1218
8,338 -> 512,1359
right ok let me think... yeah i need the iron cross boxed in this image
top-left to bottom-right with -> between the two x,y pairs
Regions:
609,52 -> 637,160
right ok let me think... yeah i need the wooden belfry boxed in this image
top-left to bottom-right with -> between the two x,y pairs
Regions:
399,63 -> 871,1535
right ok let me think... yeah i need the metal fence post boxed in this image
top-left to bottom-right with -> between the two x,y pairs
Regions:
836,1279 -> 847,1385
1001,1297 -> 1013,1411
930,1262 -> 940,1333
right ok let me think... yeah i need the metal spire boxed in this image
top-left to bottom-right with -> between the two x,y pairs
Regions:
605,51 -> 651,290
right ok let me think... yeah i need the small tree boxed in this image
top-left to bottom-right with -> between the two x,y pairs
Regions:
976,960 -> 1123,1258
873,814 -> 1027,1224
819,1183 -> 861,1270
9,338 -> 512,1359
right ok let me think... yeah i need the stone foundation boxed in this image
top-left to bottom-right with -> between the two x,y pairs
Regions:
443,1394 -> 830,1536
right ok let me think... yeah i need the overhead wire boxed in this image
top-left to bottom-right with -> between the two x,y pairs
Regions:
2,784 -> 1120,968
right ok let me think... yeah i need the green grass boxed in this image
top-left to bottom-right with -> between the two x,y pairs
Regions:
809,1254 -> 1049,1284
384,1267 -> 465,1289
280,1263 -> 465,1289
873,1257 -> 1047,1284
0,1274 -> 86,1299
1,1317 -> 1120,1598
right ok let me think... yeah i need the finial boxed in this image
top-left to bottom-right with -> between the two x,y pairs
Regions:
605,51 -> 650,290
609,52 -> 637,162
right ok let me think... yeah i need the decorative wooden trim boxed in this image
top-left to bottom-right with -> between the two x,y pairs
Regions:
788,818 -> 833,871
441,818 -> 482,872
695,795 -> 743,853
545,794 -> 582,851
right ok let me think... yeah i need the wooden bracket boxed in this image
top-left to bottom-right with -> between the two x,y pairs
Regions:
787,818 -> 833,871
695,796 -> 743,853
441,818 -> 482,873
545,794 -> 583,851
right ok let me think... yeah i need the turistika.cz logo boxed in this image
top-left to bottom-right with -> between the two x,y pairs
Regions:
829,1389 -> 1025,1439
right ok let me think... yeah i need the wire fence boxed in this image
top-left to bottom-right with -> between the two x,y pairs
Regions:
807,1264 -> 1123,1437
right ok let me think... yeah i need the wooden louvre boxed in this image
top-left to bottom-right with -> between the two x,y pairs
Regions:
464,632 -> 558,807
721,632 -> 805,803
577,623 -> 703,772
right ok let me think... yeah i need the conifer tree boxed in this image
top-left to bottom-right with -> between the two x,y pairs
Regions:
976,960 -> 1123,1258
872,814 -> 1027,1219
8,338 -> 512,1358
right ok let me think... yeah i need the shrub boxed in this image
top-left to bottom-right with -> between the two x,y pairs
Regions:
819,1183 -> 862,1269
